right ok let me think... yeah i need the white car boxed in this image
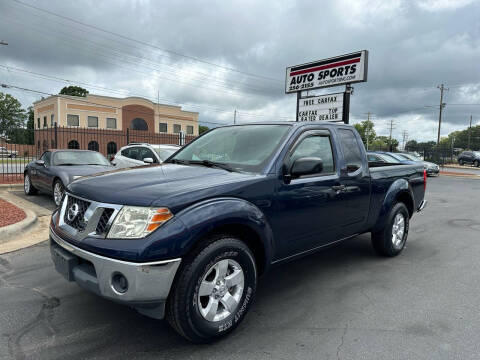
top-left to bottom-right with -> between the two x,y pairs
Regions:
112,143 -> 180,168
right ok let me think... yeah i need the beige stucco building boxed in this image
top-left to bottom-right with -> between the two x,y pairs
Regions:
33,94 -> 199,135
32,94 -> 199,156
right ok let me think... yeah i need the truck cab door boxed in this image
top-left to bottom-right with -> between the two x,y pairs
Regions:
336,128 -> 371,236
270,129 -> 349,260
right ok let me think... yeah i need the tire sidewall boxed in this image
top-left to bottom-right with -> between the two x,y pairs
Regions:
184,239 -> 256,340
386,203 -> 409,254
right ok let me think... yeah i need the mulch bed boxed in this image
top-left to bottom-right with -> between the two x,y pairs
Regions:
0,174 -> 23,184
0,198 -> 26,227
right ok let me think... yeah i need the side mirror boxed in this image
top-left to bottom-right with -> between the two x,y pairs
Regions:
143,157 -> 154,164
290,157 -> 323,179
35,159 -> 45,167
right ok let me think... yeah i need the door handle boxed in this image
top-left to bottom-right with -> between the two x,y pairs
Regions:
331,185 -> 347,193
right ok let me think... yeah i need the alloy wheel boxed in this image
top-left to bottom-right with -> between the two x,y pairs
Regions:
391,213 -> 405,248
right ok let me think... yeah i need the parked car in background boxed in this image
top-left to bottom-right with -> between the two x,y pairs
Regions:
367,151 -> 402,164
112,143 -> 180,168
0,146 -> 18,158
399,152 -> 440,176
50,122 -> 427,343
373,151 -> 416,165
24,150 -> 114,206
458,151 -> 480,167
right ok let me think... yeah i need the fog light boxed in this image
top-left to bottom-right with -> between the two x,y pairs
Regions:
111,273 -> 128,294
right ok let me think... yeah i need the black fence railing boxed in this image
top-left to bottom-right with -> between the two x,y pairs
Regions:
1,125 -> 197,182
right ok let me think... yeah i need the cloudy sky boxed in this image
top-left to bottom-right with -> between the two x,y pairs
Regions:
0,0 -> 479,142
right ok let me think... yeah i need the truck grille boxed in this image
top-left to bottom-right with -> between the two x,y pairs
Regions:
95,208 -> 114,235
64,195 -> 91,231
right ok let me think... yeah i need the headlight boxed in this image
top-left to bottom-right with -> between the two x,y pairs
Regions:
107,206 -> 173,239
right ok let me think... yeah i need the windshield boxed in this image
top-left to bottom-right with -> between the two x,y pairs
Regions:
387,153 -> 407,161
53,151 -> 111,166
154,147 -> 178,161
168,124 -> 291,173
401,153 -> 422,161
378,153 -> 400,163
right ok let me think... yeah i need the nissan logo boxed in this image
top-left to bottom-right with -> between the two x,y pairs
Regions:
67,203 -> 80,221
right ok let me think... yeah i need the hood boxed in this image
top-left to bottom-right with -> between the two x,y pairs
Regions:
423,161 -> 438,168
52,164 -> 115,185
67,163 -> 261,208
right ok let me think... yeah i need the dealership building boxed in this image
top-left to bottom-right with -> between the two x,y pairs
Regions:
33,94 -> 199,156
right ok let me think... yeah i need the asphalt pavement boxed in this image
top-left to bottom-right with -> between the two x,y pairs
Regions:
1,176 -> 480,359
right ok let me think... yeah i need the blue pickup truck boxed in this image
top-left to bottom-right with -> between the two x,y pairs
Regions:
49,122 -> 427,342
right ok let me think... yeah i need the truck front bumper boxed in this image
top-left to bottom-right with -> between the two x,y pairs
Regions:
50,228 -> 181,319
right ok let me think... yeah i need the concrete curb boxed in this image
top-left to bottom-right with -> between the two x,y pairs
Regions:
0,208 -> 38,241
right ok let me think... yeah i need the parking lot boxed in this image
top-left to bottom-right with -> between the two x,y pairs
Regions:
1,175 -> 479,359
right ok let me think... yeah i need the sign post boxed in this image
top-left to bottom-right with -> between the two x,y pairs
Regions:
286,50 -> 368,124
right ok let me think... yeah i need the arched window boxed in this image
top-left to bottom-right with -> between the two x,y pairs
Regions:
68,140 -> 79,149
88,140 -> 99,152
107,141 -> 117,156
42,140 -> 48,151
130,118 -> 148,131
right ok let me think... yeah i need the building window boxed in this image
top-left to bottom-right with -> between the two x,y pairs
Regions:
68,140 -> 79,149
88,116 -> 98,128
67,114 -> 79,127
106,118 -> 117,129
50,114 -> 54,127
173,124 -> 181,133
88,140 -> 99,152
107,141 -> 117,156
186,125 -> 194,135
37,118 -> 40,129
159,123 -> 167,133
130,118 -> 148,131
43,116 -> 47,128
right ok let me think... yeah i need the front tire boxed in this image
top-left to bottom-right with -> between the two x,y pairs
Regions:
474,160 -> 479,167
371,203 -> 410,257
53,179 -> 65,206
24,173 -> 37,195
167,235 -> 257,343
459,159 -> 464,165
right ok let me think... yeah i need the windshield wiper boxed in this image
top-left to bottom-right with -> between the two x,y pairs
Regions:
168,159 -> 191,165
190,160 -> 235,172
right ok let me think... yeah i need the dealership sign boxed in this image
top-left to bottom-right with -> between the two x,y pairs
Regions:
285,50 -> 368,94
298,93 -> 344,122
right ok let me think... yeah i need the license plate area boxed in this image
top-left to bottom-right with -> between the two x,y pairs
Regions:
50,240 -> 79,281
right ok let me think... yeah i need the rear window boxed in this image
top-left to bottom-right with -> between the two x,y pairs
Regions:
338,129 -> 363,172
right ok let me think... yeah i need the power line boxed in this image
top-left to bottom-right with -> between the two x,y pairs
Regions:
10,0 -> 282,83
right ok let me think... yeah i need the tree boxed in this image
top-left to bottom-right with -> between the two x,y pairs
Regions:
59,86 -> 89,97
199,125 -> 209,134
377,136 -> 399,152
0,92 -> 27,137
353,120 -> 376,149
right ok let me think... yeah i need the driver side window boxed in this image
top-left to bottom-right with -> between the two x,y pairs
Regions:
289,135 -> 335,175
41,151 -> 51,166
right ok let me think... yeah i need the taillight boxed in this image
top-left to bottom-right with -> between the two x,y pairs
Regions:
423,169 -> 427,191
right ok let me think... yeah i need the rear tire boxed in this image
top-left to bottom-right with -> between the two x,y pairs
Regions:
371,203 -> 409,257
474,160 -> 479,167
166,235 -> 257,343
24,173 -> 37,195
459,159 -> 464,165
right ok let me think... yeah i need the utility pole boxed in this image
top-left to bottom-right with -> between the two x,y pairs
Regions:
365,112 -> 373,150
402,130 -> 408,151
436,84 -> 448,145
388,119 -> 396,152
233,109 -> 237,124
467,115 -> 472,150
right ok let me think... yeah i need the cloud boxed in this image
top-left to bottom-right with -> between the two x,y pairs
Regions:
0,0 -> 478,143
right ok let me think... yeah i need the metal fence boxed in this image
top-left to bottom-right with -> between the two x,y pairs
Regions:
1,125 -> 196,183
367,144 -> 459,166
